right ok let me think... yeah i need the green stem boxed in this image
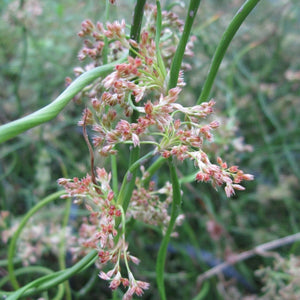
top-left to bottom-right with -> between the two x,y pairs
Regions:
129,0 -> 146,58
116,150 -> 154,213
192,281 -> 210,300
58,197 -> 72,300
73,269 -> 98,298
0,56 -> 126,144
121,147 -> 140,212
129,0 -> 146,123
8,190 -> 65,290
102,0 -> 110,65
142,156 -> 166,186
197,0 -> 261,103
168,0 -> 202,90
3,250 -> 98,300
115,0 -> 146,228
14,24 -> 28,116
155,1 -> 167,79
111,154 -> 119,196
156,157 -> 181,300
0,266 -> 65,300
0,266 -> 52,288
0,258 -> 21,268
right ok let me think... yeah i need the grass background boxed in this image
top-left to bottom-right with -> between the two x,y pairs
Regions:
0,0 -> 299,299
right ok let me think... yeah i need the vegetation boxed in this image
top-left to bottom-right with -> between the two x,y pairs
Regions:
0,0 -> 299,299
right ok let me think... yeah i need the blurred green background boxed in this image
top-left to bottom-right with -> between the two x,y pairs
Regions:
0,0 -> 299,299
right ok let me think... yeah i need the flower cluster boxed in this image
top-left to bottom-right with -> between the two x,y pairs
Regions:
58,168 -> 119,254
58,168 -> 150,299
0,209 -> 73,267
59,2 -> 254,298
68,3 -> 192,103
98,240 -> 150,299
128,174 -> 184,236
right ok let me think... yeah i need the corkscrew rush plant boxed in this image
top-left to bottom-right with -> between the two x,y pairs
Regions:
0,0 -> 261,299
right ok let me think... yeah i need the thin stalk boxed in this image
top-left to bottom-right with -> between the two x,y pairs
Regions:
121,147 -> 140,212
129,0 -> 146,122
155,1 -> 167,79
156,157 -> 182,300
192,281 -> 210,300
14,25 -> 27,116
8,190 -> 65,290
0,266 -> 52,288
0,258 -> 21,268
197,0 -> 261,103
157,2 -> 203,290
168,0 -> 202,90
111,154 -> 119,196
0,266 -> 64,300
116,150 -> 155,212
129,0 -> 146,58
0,55 -> 127,144
102,0 -> 110,65
3,250 -> 98,300
58,197 -> 72,300
73,269 -> 99,298
142,156 -> 166,186
116,0 -> 146,228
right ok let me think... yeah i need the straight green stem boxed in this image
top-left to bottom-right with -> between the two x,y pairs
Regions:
116,150 -> 154,217
155,0 -> 167,79
197,0 -> 261,103
168,0 -> 202,90
156,157 -> 181,300
102,0 -> 110,65
116,0 -> 146,227
58,197 -> 72,300
129,0 -> 146,58
142,156 -> 166,186
111,154 -> 119,196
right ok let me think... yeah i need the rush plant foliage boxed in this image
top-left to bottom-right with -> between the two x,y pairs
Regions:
56,5 -> 253,297
2,0 -> 299,299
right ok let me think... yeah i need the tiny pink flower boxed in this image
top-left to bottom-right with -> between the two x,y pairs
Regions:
132,133 -> 140,147
225,184 -> 235,198
99,271 -> 111,280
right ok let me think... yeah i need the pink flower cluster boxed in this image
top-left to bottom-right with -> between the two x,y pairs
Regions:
58,168 -> 149,299
59,2 -> 254,298
58,168 -> 120,251
77,19 -> 128,63
193,153 -> 254,197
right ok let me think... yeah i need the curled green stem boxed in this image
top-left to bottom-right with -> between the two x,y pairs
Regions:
0,56 -> 126,144
8,190 -> 65,290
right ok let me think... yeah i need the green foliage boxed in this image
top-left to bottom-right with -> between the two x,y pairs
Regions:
1,0 -> 299,299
